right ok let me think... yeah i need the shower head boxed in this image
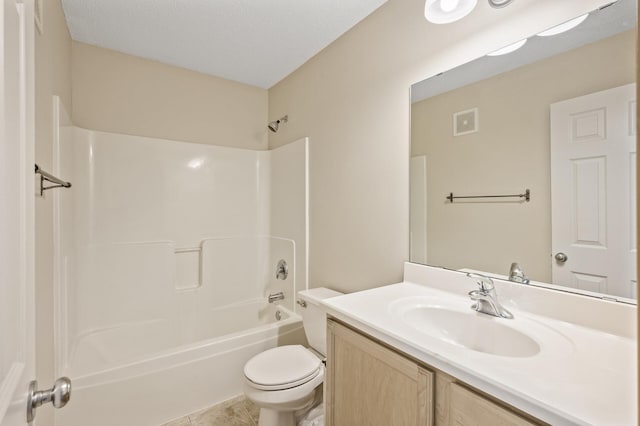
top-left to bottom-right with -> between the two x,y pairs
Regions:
268,115 -> 288,133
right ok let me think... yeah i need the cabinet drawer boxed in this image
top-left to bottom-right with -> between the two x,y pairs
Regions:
449,383 -> 538,426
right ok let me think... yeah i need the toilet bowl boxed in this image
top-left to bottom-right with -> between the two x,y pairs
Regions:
243,288 -> 342,426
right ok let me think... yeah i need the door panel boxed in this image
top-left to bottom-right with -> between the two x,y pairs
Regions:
410,155 -> 427,264
551,84 -> 637,299
0,0 -> 35,424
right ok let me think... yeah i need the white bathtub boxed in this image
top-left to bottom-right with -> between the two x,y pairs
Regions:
55,301 -> 305,426
53,125 -> 310,425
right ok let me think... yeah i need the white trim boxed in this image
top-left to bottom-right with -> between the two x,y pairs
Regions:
34,0 -> 42,34
0,363 -> 26,421
52,95 -> 67,376
304,137 -> 309,295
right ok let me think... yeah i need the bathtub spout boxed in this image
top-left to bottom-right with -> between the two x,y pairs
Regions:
268,292 -> 285,303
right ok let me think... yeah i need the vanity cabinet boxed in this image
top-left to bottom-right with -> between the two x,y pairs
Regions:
325,318 -> 434,425
326,319 -> 544,426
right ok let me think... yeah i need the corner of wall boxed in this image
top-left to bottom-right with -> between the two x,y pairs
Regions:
70,41 -> 269,150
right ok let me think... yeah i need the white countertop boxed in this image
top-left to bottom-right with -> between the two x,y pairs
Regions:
321,271 -> 637,426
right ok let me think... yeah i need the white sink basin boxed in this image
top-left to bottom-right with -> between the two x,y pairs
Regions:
389,297 -> 572,358
399,305 -> 540,357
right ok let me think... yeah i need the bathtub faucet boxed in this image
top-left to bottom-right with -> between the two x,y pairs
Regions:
268,292 -> 285,303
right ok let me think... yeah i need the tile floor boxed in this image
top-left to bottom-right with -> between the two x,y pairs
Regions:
160,396 -> 260,426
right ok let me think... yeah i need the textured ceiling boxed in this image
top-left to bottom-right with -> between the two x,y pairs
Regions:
61,0 -> 387,89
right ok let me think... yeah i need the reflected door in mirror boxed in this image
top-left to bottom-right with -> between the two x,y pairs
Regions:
551,83 -> 637,298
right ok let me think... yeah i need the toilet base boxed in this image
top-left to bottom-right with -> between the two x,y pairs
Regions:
258,408 -> 296,426
252,390 -> 317,426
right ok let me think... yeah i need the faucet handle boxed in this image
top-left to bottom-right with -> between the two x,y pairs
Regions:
466,272 -> 494,292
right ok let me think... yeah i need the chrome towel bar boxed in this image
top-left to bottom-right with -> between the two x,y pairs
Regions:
446,189 -> 530,203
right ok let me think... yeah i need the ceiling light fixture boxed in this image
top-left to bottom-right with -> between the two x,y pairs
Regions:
487,39 -> 527,56
424,0 -> 478,24
537,13 -> 589,37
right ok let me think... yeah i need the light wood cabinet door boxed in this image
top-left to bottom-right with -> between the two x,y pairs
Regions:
326,319 -> 434,426
448,383 -> 538,426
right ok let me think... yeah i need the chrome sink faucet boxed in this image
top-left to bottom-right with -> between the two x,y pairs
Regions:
467,273 -> 513,319
508,262 -> 530,284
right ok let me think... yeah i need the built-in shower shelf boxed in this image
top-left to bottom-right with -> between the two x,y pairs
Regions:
175,246 -> 201,291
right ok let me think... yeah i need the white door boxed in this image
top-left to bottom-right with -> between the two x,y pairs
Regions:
551,83 -> 636,299
410,155 -> 427,264
0,0 -> 35,424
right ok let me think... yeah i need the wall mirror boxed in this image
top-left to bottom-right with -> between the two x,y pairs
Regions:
410,0 -> 637,303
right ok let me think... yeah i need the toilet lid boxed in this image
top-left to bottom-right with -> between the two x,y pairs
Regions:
244,345 -> 322,390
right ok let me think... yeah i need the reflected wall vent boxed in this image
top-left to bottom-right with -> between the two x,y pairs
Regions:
453,107 -> 479,136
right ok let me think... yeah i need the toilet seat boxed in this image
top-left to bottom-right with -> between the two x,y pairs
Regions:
243,366 -> 324,410
244,345 -> 322,391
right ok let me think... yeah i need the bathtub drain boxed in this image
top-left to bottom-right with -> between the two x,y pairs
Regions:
275,310 -> 282,321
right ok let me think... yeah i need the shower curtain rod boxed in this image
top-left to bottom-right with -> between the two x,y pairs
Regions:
35,163 -> 72,196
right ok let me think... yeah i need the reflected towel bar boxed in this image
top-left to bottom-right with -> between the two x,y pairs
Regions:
35,164 -> 72,196
446,189 -> 530,203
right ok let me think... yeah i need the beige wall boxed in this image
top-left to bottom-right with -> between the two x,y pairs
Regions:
71,42 -> 269,149
411,30 -> 635,282
267,0 -> 608,293
35,1 -> 72,425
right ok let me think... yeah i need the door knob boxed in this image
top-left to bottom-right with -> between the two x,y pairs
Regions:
554,252 -> 568,263
27,377 -> 71,422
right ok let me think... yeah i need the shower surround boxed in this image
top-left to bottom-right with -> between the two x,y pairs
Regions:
51,99 -> 308,425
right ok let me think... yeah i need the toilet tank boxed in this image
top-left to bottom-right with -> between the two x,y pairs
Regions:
298,287 -> 343,356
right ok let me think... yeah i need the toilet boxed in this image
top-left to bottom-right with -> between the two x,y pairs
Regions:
243,287 -> 343,426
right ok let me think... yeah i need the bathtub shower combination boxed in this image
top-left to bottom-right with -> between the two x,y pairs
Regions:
52,100 -> 309,426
